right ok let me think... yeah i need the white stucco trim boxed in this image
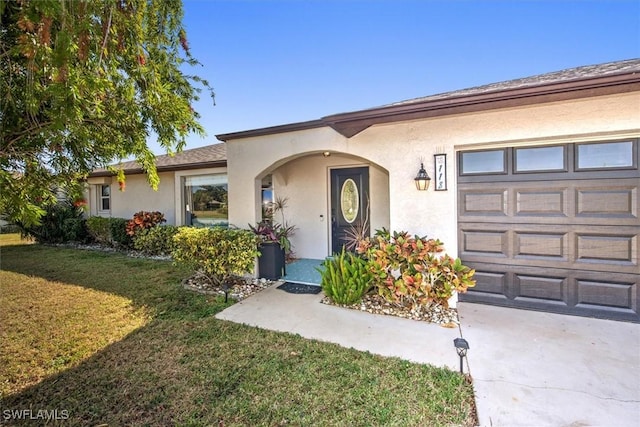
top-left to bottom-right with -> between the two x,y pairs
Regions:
454,129 -> 640,151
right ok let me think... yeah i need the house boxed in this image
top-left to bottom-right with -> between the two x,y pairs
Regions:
216,59 -> 640,322
86,143 -> 227,227
87,59 -> 639,322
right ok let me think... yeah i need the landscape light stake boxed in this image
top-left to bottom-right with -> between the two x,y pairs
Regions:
453,338 -> 470,374
222,282 -> 231,303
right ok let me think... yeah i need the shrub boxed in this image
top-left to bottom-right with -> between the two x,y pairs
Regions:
172,227 -> 260,286
86,216 -> 111,244
133,225 -> 179,256
358,228 -> 476,308
126,211 -> 166,236
110,218 -> 133,248
318,248 -> 373,305
62,218 -> 89,243
86,216 -> 133,247
1,223 -> 23,234
19,202 -> 85,243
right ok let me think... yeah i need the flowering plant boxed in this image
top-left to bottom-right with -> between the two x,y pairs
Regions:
248,220 -> 295,253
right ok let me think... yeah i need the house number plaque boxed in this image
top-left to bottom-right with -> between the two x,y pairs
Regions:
434,154 -> 447,191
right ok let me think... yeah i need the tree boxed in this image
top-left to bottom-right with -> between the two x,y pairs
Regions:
0,0 -> 213,226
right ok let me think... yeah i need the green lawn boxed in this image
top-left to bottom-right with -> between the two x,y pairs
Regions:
0,236 -> 476,426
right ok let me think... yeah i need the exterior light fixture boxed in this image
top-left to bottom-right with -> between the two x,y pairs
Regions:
415,162 -> 431,191
222,282 -> 231,303
453,338 -> 470,374
323,151 -> 331,157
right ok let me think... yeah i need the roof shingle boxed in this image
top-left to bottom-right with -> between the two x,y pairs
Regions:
388,58 -> 640,107
90,143 -> 226,176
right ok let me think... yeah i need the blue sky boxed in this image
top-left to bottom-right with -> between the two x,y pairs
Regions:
164,0 -> 640,154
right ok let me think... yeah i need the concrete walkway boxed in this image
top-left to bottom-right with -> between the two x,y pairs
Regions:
215,284 -> 640,426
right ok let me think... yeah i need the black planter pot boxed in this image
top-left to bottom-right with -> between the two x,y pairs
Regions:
258,242 -> 285,280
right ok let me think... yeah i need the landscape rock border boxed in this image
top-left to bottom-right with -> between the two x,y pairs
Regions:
321,293 -> 460,326
182,274 -> 276,301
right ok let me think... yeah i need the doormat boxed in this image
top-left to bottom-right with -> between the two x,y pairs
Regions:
277,282 -> 322,294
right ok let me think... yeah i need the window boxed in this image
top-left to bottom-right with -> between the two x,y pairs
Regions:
577,141 -> 635,169
184,174 -> 228,227
261,175 -> 274,221
515,146 -> 565,172
99,185 -> 110,211
460,150 -> 506,174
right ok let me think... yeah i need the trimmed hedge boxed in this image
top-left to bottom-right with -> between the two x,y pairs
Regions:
133,225 -> 179,256
86,216 -> 132,247
172,227 -> 260,285
86,216 -> 111,244
110,217 -> 132,248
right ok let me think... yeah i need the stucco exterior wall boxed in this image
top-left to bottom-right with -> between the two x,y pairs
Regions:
87,172 -> 176,223
269,153 -> 389,259
226,92 -> 640,258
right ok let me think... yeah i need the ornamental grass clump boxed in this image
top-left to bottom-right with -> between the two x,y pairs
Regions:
357,228 -> 476,309
318,248 -> 373,305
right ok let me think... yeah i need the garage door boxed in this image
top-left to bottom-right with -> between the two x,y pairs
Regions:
457,140 -> 639,322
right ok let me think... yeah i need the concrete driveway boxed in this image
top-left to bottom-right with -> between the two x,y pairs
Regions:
457,302 -> 640,427
215,285 -> 640,426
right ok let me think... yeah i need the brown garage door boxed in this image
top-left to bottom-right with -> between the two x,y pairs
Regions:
457,140 -> 639,322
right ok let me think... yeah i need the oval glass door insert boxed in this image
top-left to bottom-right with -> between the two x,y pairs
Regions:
340,178 -> 359,223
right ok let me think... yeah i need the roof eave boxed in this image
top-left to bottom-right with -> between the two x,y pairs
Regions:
216,119 -> 325,142
325,72 -> 640,137
87,159 -> 227,178
217,71 -> 640,141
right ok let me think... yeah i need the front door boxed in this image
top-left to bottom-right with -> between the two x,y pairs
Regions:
330,167 -> 370,254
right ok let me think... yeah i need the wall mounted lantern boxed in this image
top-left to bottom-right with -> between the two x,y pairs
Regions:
453,338 -> 470,374
415,162 -> 431,191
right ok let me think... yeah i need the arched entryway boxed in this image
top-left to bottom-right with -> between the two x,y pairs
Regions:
256,151 -> 390,261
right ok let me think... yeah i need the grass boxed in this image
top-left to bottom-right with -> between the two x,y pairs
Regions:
0,233 -> 32,246
0,235 -> 476,426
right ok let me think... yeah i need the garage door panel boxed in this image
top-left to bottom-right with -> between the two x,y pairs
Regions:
576,279 -> 635,311
459,178 -> 639,226
576,186 -> 637,219
576,233 -> 636,265
470,271 -> 509,296
460,223 -> 638,274
516,188 -> 568,217
461,229 -> 509,257
515,232 -> 567,260
460,263 -> 639,321
459,189 -> 508,217
515,274 -> 567,304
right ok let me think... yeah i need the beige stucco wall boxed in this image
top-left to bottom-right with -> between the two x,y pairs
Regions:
87,172 -> 176,223
226,92 -> 640,259
269,153 -> 390,259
